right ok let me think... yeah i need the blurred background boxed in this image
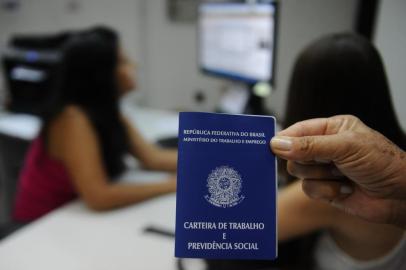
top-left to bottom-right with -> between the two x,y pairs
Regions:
0,0 -> 404,123
0,0 -> 405,270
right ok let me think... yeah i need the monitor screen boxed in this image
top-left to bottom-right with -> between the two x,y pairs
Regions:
199,2 -> 277,84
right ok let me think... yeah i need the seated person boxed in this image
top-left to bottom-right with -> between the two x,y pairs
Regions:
13,26 -> 177,222
277,33 -> 406,269
206,33 -> 406,270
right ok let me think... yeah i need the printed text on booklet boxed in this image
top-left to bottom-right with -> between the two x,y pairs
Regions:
175,112 -> 277,260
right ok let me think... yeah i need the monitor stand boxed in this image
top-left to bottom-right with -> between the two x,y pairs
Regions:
244,83 -> 269,115
217,82 -> 270,115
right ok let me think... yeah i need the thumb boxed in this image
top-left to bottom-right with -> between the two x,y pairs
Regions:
270,134 -> 349,163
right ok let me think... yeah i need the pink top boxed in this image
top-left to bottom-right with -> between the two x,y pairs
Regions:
13,136 -> 77,222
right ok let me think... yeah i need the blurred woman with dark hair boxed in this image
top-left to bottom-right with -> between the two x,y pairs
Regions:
276,33 -> 406,270
13,26 -> 177,222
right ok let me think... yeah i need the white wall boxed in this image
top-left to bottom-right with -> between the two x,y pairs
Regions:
268,0 -> 357,119
142,0 -> 224,112
375,0 -> 406,132
0,0 -> 147,103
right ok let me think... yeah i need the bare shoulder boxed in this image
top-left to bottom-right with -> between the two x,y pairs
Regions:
47,105 -> 98,159
50,105 -> 95,134
58,105 -> 90,124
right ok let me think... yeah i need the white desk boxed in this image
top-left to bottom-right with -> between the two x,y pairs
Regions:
0,102 -> 179,142
121,104 -> 179,142
0,193 -> 178,270
0,112 -> 41,140
0,105 -> 181,270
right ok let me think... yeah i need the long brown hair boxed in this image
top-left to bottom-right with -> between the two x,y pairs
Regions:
284,33 -> 405,148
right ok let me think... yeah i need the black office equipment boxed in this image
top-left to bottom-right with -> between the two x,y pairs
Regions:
1,33 -> 69,115
144,225 -> 175,238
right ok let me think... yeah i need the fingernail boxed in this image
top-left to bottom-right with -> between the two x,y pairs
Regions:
340,185 -> 353,194
271,136 -> 292,151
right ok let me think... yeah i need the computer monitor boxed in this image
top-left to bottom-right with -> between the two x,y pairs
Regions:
199,1 -> 277,85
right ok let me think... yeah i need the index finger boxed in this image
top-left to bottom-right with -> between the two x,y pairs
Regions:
278,115 -> 351,137
278,118 -> 330,137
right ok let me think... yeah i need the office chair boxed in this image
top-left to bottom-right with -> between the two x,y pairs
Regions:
0,133 -> 30,239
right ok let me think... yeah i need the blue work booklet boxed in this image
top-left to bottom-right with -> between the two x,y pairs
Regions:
175,112 -> 277,260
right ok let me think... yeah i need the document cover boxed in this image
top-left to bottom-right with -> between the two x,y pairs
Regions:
175,112 -> 277,260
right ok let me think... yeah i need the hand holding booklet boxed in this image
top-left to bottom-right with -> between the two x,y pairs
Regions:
175,112 -> 277,260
